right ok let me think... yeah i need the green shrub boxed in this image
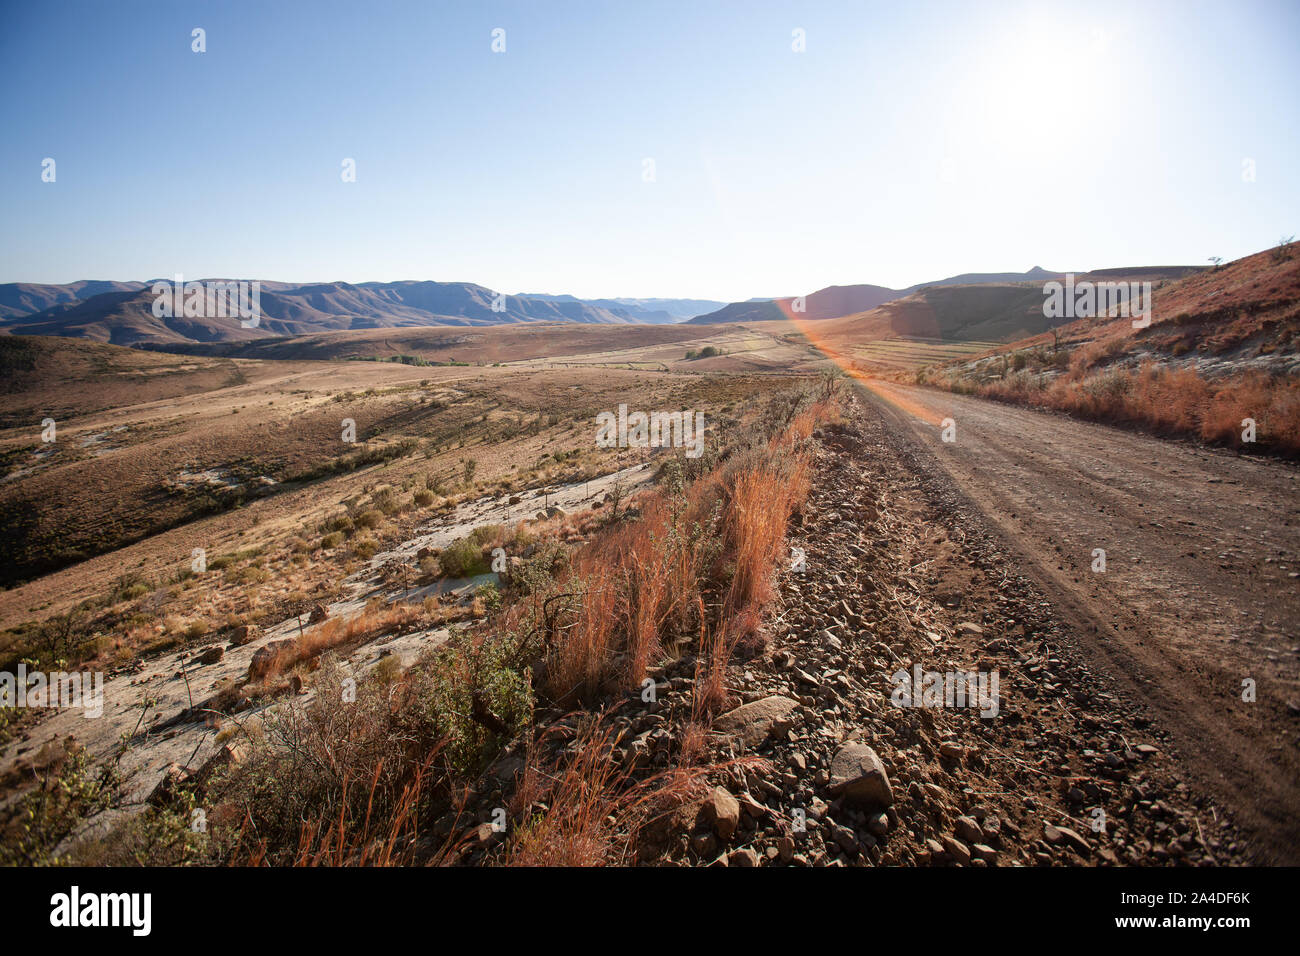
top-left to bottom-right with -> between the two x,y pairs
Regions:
439,536 -> 487,577
415,635 -> 533,775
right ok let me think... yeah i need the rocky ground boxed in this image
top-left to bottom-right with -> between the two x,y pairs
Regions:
483,392 -> 1253,866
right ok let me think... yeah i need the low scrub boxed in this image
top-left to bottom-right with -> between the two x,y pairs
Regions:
937,361 -> 1300,455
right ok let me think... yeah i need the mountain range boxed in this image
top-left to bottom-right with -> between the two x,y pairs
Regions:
0,265 -> 1204,348
0,280 -> 728,347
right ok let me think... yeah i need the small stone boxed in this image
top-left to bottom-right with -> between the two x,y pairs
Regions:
713,696 -> 800,748
828,743 -> 894,809
954,815 -> 984,844
1044,823 -> 1091,856
195,646 -> 224,665
228,624 -> 259,646
248,639 -> 295,681
701,787 -> 742,841
830,822 -> 859,855
777,836 -> 795,863
940,835 -> 972,865
939,741 -> 965,761
729,847 -> 760,867
737,791 -> 770,819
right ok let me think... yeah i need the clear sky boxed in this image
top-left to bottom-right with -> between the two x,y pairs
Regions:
1,0 -> 1297,300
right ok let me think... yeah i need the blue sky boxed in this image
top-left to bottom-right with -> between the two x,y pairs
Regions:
1,0 -> 1297,300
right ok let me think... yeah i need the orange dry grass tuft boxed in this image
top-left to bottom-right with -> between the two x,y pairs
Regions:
540,391 -> 826,711
546,560 -> 620,704
543,480 -> 719,702
261,601 -> 425,682
724,457 -> 808,617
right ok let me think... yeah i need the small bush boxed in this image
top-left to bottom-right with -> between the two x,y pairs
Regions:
326,514 -> 355,535
439,536 -> 487,577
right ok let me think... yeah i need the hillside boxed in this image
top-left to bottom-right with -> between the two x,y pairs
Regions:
687,268 -> 1073,325
687,266 -> 1204,327
0,280 -> 146,320
913,244 -> 1300,453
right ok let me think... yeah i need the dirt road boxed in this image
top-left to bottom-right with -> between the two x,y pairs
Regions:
853,379 -> 1300,862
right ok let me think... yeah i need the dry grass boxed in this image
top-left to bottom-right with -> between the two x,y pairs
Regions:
923,247 -> 1300,455
972,362 -> 1300,454
541,395 -> 824,710
255,601 -> 431,684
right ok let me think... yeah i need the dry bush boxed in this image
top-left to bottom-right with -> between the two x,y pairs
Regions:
496,713 -> 714,866
223,659 -> 447,866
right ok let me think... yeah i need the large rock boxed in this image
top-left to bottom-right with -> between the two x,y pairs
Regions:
248,639 -> 295,681
828,743 -> 894,809
228,624 -> 259,647
700,787 -> 741,841
713,696 -> 799,748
